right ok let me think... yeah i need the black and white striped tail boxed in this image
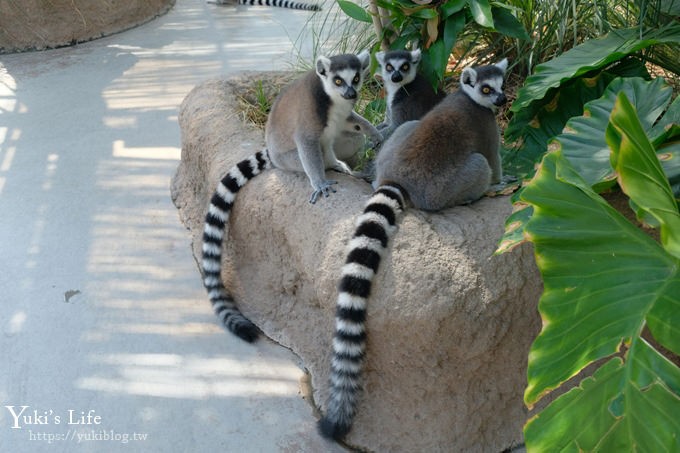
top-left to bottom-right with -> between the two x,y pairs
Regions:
239,0 -> 322,11
202,150 -> 272,343
318,184 -> 406,440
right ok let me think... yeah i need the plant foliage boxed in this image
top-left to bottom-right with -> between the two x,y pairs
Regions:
518,94 -> 680,451
504,22 -> 680,178
492,1 -> 680,446
335,0 -> 529,87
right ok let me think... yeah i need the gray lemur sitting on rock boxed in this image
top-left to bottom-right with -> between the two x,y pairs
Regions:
318,58 -> 509,441
201,51 -> 383,343
375,49 -> 446,140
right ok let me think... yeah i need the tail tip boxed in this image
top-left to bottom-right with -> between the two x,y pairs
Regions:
232,322 -> 259,343
317,416 -> 351,441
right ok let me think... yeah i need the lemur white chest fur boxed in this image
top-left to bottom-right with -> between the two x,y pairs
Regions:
320,69 -> 360,162
319,59 -> 509,442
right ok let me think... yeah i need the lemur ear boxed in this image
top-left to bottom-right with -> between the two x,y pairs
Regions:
495,58 -> 509,74
461,67 -> 477,86
356,49 -> 371,72
316,56 -> 331,77
410,49 -> 422,66
375,51 -> 386,66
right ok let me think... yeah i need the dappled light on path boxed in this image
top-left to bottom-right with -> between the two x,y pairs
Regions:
0,2 -> 342,451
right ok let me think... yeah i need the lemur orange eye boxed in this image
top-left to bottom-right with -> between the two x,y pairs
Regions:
482,86 -> 492,94
334,77 -> 343,86
353,75 -> 360,84
386,64 -> 394,72
401,63 -> 410,71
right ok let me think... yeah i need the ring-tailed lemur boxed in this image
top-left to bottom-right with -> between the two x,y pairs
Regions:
207,0 -> 322,11
318,59 -> 509,440
202,51 -> 382,343
376,49 -> 446,140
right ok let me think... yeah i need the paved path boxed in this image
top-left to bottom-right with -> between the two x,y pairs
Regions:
0,2 -> 345,451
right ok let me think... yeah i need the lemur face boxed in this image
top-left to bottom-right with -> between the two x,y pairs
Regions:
376,49 -> 421,87
460,58 -> 508,109
316,51 -> 370,102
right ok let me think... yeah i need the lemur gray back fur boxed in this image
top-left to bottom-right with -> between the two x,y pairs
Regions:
376,49 -> 446,139
201,51 -> 382,343
318,59 -> 509,441
208,0 -> 322,11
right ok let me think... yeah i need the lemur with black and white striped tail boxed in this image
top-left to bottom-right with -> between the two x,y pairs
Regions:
318,58 -> 509,440
202,51 -> 382,343
208,0 -> 322,12
376,49 -> 446,139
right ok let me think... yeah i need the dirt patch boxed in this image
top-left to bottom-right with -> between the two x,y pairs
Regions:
0,0 -> 175,54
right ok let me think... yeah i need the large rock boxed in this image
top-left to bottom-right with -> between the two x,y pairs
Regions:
171,76 -> 543,452
0,0 -> 174,53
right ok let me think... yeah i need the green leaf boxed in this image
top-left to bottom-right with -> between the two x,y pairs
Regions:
525,340 -> 680,451
558,77 -> 673,190
658,142 -> 680,199
520,151 -> 680,406
469,0 -> 494,28
443,11 -> 464,50
503,72 -> 617,177
336,0 -> 372,22
650,95 -> 680,144
409,7 -> 439,20
495,202 -> 532,254
511,24 -> 680,112
422,41 -> 447,84
441,0 -> 467,18
505,58 -> 649,145
607,92 -> 680,261
490,5 -> 530,40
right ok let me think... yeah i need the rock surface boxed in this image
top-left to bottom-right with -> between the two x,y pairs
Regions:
0,0 -> 174,53
171,76 -> 543,452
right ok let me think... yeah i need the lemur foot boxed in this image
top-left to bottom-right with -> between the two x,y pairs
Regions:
488,175 -> 520,195
309,180 -> 338,204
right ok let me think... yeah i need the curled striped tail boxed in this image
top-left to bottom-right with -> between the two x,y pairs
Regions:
239,0 -> 322,11
318,184 -> 406,440
202,150 -> 272,343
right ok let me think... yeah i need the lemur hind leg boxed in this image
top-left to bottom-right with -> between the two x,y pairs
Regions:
446,152 -> 492,206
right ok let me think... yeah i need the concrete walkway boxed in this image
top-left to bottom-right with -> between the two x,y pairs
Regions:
0,2 -> 345,452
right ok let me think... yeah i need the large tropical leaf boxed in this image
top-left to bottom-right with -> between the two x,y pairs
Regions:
499,77 -> 680,255
607,92 -> 680,262
511,23 -> 680,112
650,94 -> 680,143
520,95 -> 680,451
503,71 -> 618,177
505,56 -> 651,143
559,77 -> 673,191
522,149 -> 680,405
504,58 -> 651,179
525,341 -> 680,451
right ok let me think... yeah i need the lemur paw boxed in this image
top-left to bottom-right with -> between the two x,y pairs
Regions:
309,180 -> 338,204
487,175 -> 520,196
